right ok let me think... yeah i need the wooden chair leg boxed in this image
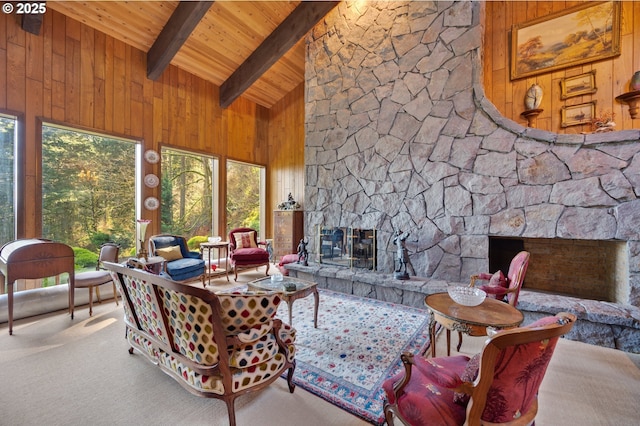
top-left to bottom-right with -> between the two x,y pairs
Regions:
88,286 -> 94,316
95,286 -> 102,303
112,282 -> 119,306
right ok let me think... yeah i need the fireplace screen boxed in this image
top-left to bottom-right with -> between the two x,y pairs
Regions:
318,226 -> 376,270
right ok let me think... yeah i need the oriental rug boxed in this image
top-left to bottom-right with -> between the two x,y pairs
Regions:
277,289 -> 432,425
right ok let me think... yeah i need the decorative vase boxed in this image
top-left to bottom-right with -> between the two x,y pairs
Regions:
631,71 -> 640,91
524,84 -> 543,110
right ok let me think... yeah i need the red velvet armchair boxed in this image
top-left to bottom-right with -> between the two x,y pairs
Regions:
228,227 -> 270,281
383,312 -> 576,426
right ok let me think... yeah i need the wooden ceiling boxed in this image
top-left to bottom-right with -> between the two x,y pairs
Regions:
45,1 -> 339,108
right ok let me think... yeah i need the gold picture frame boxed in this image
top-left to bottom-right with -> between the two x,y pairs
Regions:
560,71 -> 597,100
511,1 -> 621,80
561,102 -> 597,128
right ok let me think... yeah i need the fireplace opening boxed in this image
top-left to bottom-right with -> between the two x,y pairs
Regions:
489,237 -> 628,303
318,227 -> 377,270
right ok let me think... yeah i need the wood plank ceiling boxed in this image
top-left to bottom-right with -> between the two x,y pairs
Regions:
45,1 -> 339,108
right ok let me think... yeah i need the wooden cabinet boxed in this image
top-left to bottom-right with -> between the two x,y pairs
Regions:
273,210 -> 304,261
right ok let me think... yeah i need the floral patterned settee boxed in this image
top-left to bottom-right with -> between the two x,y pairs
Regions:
104,261 -> 296,426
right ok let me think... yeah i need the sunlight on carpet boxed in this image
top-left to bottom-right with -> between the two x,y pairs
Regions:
279,289 -> 431,425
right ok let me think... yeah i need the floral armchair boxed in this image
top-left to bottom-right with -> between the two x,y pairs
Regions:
228,227 -> 270,281
149,234 -> 206,284
104,261 -> 296,426
383,312 -> 576,426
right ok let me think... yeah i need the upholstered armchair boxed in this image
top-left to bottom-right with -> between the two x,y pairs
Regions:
74,242 -> 120,316
383,312 -> 576,426
471,251 -> 530,306
228,227 -> 270,281
452,251 -> 531,353
148,234 -> 206,284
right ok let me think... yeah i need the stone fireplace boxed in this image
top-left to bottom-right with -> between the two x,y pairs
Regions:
303,1 -> 640,308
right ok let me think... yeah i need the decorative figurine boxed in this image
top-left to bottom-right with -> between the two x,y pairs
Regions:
393,230 -> 415,280
265,240 -> 274,264
277,192 -> 301,210
297,238 -> 309,266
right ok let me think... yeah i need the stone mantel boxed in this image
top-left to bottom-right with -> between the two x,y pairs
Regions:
286,262 -> 640,353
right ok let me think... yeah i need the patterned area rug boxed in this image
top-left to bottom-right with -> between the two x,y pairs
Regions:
277,289 -> 431,425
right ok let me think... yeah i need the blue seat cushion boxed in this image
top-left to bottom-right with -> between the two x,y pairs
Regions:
166,257 -> 205,281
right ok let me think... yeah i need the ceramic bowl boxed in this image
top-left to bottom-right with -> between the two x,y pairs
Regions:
447,286 -> 486,306
208,236 -> 222,243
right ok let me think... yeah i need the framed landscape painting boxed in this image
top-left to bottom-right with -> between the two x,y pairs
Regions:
560,71 -> 598,99
561,102 -> 596,128
511,1 -> 621,80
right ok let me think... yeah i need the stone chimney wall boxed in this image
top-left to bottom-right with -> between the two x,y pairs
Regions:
304,1 -> 640,305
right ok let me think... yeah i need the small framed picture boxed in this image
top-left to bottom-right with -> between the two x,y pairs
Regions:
560,71 -> 597,100
561,101 -> 596,128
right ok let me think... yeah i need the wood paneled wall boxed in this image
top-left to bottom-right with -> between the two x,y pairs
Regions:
267,83 -> 305,238
0,10 -> 296,239
484,1 -> 640,133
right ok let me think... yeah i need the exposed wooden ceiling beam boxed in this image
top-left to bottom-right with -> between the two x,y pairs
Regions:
219,1 -> 340,108
22,14 -> 44,35
147,1 -> 213,80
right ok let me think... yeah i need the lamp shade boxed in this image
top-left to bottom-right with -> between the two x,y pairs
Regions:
136,219 -> 151,256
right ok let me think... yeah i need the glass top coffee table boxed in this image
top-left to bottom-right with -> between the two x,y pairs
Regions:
247,276 -> 319,328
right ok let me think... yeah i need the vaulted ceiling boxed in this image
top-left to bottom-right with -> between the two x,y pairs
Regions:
44,1 -> 339,108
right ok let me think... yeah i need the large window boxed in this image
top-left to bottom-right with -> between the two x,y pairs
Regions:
0,113 -> 17,246
160,147 -> 219,244
41,124 -> 137,258
226,160 -> 265,238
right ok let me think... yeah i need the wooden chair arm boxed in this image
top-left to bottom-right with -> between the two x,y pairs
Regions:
271,318 -> 290,354
389,352 -> 415,400
225,334 -> 243,350
469,275 -> 479,287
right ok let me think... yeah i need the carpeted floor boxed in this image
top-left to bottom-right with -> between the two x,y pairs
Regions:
1,269 -> 639,425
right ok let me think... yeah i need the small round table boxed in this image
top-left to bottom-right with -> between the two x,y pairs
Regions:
424,292 -> 524,357
199,241 -> 230,286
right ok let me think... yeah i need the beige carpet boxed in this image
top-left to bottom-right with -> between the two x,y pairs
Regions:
1,269 -> 639,425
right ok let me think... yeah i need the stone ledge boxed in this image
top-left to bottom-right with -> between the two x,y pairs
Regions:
286,263 -> 640,353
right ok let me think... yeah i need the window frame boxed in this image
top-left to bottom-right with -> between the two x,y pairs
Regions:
159,145 -> 220,241
0,110 -> 24,242
226,159 -> 266,240
38,119 -> 141,250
